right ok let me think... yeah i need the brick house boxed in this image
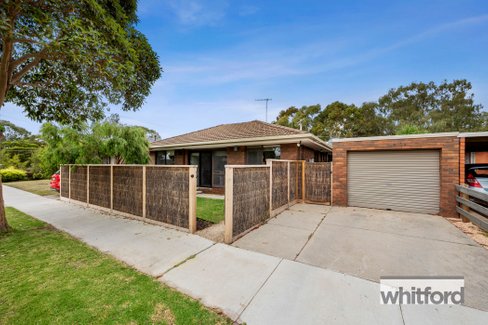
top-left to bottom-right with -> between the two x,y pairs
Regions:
149,120 -> 331,192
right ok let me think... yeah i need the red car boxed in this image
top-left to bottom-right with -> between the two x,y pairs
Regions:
50,170 -> 60,191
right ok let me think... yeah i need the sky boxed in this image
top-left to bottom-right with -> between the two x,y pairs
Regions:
1,0 -> 488,139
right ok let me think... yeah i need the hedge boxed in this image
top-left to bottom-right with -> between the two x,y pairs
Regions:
0,167 -> 27,182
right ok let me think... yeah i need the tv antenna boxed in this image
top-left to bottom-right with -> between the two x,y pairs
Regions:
255,98 -> 272,122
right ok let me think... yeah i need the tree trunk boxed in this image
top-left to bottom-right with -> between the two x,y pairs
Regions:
0,178 -> 8,232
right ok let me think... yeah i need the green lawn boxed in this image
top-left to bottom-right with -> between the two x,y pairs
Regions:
197,197 -> 224,224
4,179 -> 55,196
0,208 -> 230,324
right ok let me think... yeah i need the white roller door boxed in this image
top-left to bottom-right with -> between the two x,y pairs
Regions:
347,150 -> 440,214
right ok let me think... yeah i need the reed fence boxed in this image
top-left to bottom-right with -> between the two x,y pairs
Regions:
224,160 -> 332,243
304,162 -> 332,203
271,160 -> 288,210
60,164 -> 197,233
224,166 -> 270,243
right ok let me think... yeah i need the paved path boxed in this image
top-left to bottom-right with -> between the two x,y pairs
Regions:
4,186 -> 488,324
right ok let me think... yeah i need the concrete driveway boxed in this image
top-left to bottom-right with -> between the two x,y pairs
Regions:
233,204 -> 488,312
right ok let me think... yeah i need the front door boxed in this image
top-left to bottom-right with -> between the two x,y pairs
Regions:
200,152 -> 212,187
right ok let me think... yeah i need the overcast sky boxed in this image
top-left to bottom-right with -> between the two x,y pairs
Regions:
1,0 -> 487,138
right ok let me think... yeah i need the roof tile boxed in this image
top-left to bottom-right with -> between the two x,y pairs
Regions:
151,120 -> 305,147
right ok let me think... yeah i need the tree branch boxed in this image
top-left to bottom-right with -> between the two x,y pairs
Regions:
13,38 -> 42,45
10,51 -> 43,69
10,50 -> 45,85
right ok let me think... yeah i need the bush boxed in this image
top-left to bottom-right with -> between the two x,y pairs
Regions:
0,167 -> 27,182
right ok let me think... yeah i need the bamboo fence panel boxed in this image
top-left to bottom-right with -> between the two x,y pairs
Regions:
232,167 -> 270,238
88,166 -> 111,208
70,165 -> 87,202
289,161 -> 298,201
145,166 -> 189,228
60,165 -> 69,198
297,163 -> 303,199
113,166 -> 143,216
271,161 -> 288,210
304,162 -> 331,203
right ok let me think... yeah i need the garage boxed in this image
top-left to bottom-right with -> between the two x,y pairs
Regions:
347,150 -> 440,214
332,133 -> 460,218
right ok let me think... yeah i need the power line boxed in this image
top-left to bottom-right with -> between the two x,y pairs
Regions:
255,98 -> 272,122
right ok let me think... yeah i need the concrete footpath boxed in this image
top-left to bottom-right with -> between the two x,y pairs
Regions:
3,186 -> 488,324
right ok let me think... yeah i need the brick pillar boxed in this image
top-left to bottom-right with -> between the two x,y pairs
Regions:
460,137 -> 465,184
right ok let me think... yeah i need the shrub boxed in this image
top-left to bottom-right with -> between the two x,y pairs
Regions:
0,167 -> 27,182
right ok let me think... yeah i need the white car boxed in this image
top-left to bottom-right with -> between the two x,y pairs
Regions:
466,166 -> 488,191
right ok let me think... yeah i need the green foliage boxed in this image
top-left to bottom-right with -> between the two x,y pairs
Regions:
396,124 -> 426,135
378,80 -> 486,133
0,120 -> 31,140
0,167 -> 27,182
0,0 -> 161,124
274,79 -> 487,140
311,101 -> 389,139
0,121 -> 43,177
275,105 -> 321,132
35,120 -> 150,175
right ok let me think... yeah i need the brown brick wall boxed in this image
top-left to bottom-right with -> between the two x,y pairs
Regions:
227,146 -> 246,164
281,143 -> 299,160
301,146 -> 315,161
280,143 -> 319,161
332,136 -> 460,218
174,150 -> 187,165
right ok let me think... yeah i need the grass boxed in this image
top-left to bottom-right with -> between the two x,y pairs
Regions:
0,208 -> 230,325
197,197 -> 224,224
4,179 -> 55,196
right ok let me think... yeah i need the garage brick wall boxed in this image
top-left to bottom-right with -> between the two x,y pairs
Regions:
332,136 -> 460,218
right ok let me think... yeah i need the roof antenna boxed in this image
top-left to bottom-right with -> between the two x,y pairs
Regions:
255,98 -> 272,122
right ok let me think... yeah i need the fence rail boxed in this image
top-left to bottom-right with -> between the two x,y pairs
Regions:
60,164 -> 197,233
456,185 -> 488,231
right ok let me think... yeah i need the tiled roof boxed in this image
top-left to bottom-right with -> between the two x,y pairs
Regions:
151,120 -> 306,147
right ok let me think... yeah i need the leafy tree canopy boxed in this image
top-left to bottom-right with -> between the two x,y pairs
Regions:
0,119 -> 31,140
377,80 -> 486,133
274,79 -> 487,140
0,120 -> 41,170
37,119 -> 150,175
0,0 -> 161,125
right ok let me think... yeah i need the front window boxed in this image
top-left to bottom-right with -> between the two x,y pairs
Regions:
156,150 -> 175,165
246,146 -> 280,164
